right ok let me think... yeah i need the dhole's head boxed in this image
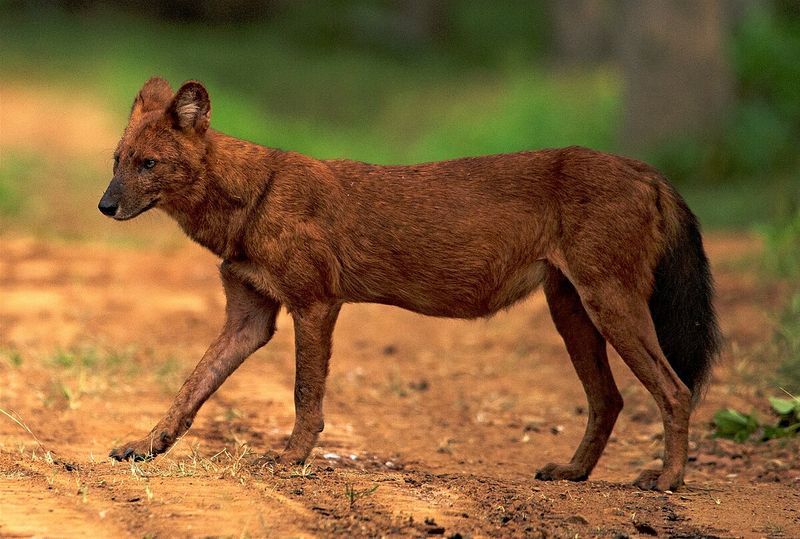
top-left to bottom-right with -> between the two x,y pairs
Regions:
98,77 -> 211,220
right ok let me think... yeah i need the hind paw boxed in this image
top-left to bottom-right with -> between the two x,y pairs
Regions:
633,469 -> 682,491
535,462 -> 589,482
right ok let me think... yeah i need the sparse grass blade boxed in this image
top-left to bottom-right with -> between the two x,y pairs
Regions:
0,406 -> 50,455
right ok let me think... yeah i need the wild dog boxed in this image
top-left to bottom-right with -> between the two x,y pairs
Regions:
100,77 -> 720,491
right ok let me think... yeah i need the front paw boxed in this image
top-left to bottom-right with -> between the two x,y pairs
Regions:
109,431 -> 172,462
109,445 -> 152,462
535,462 -> 589,482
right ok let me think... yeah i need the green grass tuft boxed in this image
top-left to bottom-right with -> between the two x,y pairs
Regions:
775,293 -> 800,393
1,348 -> 24,368
760,205 -> 800,280
0,153 -> 39,217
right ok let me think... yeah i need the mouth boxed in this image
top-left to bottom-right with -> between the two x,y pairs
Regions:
114,197 -> 160,221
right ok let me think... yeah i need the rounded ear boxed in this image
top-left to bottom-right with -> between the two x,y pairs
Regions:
130,77 -> 173,123
168,81 -> 211,134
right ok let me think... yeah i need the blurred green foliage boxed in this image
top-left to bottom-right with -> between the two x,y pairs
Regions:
0,2 -> 797,233
278,1 -> 552,66
0,2 -> 608,165
713,395 -> 800,442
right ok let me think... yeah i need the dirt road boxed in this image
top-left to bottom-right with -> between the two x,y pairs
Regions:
1,233 -> 798,537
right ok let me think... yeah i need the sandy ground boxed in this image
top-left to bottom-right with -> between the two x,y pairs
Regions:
0,232 -> 798,538
1,82 -> 798,537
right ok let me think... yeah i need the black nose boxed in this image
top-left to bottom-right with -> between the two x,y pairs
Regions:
98,199 -> 118,216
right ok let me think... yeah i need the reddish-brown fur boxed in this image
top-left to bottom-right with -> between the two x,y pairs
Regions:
101,78 -> 719,491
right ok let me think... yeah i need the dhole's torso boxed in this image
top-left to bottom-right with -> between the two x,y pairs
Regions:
165,133 -> 664,319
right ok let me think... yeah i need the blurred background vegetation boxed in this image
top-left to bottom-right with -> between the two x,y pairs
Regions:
0,0 -> 798,237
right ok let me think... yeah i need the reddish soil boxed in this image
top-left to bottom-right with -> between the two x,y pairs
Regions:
0,232 -> 798,538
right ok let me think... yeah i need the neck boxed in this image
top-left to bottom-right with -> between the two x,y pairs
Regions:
161,130 -> 281,259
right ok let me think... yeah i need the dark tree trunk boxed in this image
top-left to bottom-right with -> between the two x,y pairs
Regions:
618,0 -> 734,153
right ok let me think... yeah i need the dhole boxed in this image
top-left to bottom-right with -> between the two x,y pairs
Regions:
100,77 -> 720,491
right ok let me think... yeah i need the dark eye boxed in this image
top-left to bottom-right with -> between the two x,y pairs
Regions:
113,154 -> 120,167
143,158 -> 157,170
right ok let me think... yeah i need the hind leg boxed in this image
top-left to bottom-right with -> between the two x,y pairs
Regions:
536,267 -> 623,482
571,281 -> 692,491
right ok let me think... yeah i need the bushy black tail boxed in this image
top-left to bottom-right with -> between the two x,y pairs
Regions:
649,190 -> 722,405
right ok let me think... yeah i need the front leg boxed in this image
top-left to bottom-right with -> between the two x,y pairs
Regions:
110,263 -> 280,461
281,301 -> 342,464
